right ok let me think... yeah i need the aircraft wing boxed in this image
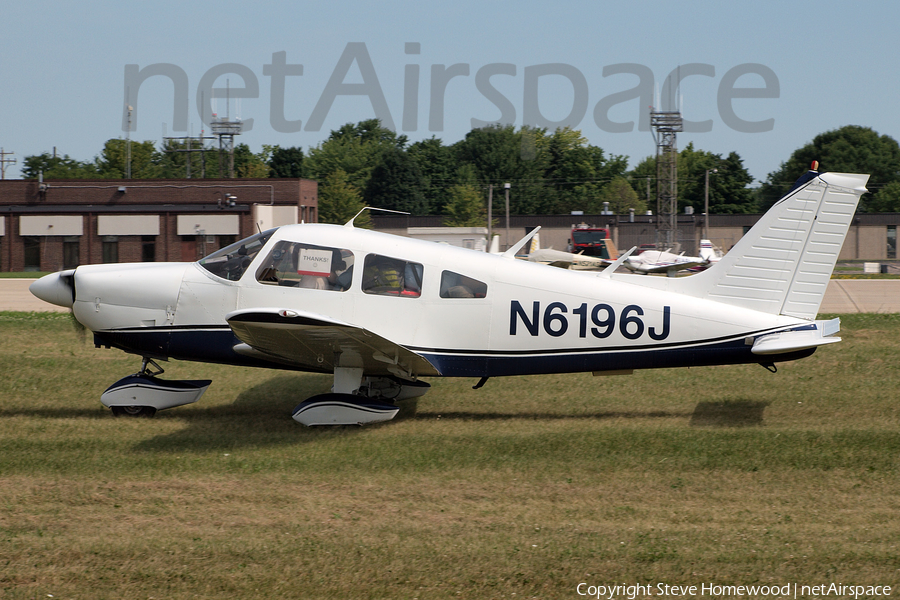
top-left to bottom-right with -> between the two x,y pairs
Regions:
636,259 -> 708,274
226,308 -> 441,379
528,248 -> 611,270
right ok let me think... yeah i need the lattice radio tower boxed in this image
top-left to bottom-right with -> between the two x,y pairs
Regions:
651,109 -> 682,250
211,81 -> 242,178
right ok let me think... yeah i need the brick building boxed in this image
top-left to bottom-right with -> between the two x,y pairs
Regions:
372,212 -> 900,261
0,178 -> 317,272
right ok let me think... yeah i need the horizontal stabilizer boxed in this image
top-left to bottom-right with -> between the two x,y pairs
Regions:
751,318 -> 841,355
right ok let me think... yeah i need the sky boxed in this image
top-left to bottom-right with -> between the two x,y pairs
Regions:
1,0 -> 898,185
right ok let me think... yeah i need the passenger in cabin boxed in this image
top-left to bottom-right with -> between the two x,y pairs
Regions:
257,242 -> 354,291
363,257 -> 403,294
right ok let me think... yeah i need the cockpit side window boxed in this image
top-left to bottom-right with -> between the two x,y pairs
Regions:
440,270 -> 488,298
256,241 -> 355,291
362,254 -> 423,297
198,228 -> 277,281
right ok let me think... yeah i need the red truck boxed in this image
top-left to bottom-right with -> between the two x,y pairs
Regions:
570,225 -> 613,259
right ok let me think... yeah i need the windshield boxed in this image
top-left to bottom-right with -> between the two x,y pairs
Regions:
572,230 -> 608,244
198,228 -> 278,281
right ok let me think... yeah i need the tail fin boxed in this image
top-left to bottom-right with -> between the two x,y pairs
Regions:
675,172 -> 868,319
528,232 -> 541,254
604,238 -> 619,261
698,239 -> 716,261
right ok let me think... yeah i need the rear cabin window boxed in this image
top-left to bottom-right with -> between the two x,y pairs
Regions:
362,254 -> 423,297
440,271 -> 488,298
256,241 -> 354,291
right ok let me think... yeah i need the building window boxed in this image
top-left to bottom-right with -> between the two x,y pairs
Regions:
63,237 -> 80,270
142,236 -> 156,262
23,238 -> 40,271
102,236 -> 118,263
888,226 -> 897,259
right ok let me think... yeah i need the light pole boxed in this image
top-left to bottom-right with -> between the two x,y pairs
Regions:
504,182 -> 511,250
704,168 -> 717,240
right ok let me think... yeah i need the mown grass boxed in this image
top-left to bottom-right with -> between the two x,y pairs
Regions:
1,312 -> 899,599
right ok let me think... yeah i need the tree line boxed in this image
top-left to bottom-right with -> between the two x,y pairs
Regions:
21,122 -> 900,224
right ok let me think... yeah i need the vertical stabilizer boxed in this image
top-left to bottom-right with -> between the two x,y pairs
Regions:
675,172 -> 868,319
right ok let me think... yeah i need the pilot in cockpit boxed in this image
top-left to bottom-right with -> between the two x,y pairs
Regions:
257,242 -> 353,291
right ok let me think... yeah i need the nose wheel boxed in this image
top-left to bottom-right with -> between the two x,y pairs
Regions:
102,357 -> 211,418
109,358 -> 163,418
111,405 -> 157,418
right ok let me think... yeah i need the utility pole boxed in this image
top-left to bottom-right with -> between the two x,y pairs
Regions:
487,184 -> 493,245
125,104 -> 133,179
704,168 -> 717,240
504,183 -> 511,251
0,148 -> 16,180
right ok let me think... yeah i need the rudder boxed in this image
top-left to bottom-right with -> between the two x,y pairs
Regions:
674,172 -> 868,319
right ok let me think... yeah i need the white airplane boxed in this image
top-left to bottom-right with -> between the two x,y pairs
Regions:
30,170 -> 868,426
624,239 -> 722,276
523,231 -> 619,271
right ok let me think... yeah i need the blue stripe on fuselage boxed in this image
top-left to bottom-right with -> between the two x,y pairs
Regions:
92,326 -> 813,378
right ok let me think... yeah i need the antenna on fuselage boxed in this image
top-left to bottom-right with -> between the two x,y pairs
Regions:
344,206 -> 410,228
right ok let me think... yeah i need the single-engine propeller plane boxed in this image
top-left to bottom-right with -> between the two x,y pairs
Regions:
623,239 -> 723,276
30,169 -> 868,425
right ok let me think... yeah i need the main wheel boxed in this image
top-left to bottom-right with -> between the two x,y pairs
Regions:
111,405 -> 157,418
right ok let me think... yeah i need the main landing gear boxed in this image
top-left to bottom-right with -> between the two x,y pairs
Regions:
291,367 -> 430,426
101,358 -> 212,418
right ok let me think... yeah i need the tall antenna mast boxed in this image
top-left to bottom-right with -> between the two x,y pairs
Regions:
125,88 -> 133,179
0,148 -> 16,180
211,78 -> 242,178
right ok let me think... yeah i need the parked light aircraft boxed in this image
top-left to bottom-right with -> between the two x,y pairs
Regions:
623,239 -> 723,276
524,232 -> 619,271
30,170 -> 868,425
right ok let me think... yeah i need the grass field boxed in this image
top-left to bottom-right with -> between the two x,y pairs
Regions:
1,312 -> 899,599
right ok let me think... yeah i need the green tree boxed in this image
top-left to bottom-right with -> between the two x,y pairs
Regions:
408,136 -> 456,214
758,125 -> 900,210
869,180 -> 900,212
305,119 -> 405,195
626,145 -> 755,215
443,183 -> 486,227
317,168 -> 369,227
268,146 -> 305,178
678,143 -> 755,214
95,139 -> 162,179
158,138 -> 218,178
234,144 -> 271,178
626,156 -> 656,208
452,125 -> 549,214
22,152 -> 98,179
596,176 -> 644,215
363,147 -> 428,214
540,127 -> 628,213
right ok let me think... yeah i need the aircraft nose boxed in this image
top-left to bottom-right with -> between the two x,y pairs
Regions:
29,270 -> 76,308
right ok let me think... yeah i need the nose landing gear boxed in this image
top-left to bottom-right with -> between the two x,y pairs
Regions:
102,358 -> 212,418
